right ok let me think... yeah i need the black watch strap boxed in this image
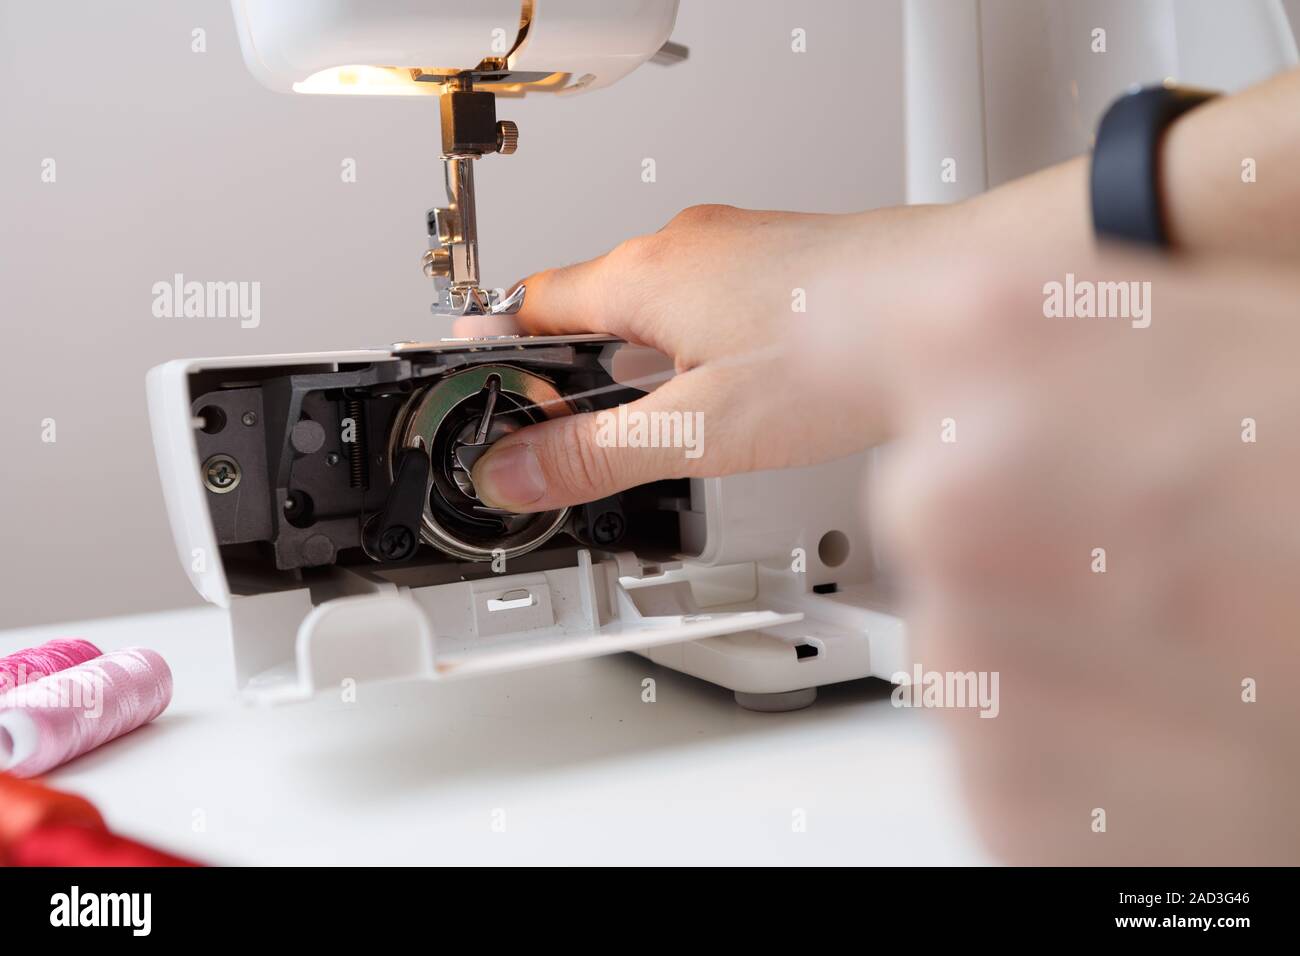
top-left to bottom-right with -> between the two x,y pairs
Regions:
1090,85 -> 1218,247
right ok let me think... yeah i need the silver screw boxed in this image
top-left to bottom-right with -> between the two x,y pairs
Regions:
242,411 -> 257,427
203,455 -> 241,494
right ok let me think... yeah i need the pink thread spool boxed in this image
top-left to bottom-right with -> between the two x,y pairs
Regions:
0,639 -> 102,694
0,648 -> 173,778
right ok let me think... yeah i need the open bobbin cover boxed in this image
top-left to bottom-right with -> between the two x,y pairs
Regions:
148,336 -> 907,707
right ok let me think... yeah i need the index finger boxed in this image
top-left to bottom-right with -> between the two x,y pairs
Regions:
513,256 -> 619,337
514,233 -> 675,347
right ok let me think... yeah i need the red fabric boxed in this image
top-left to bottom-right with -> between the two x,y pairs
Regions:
0,772 -> 105,864
11,822 -> 200,867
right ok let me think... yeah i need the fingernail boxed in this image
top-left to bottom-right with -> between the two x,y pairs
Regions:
472,444 -> 547,511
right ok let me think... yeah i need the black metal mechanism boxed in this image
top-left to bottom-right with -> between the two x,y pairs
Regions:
439,80 -> 503,156
187,339 -> 689,582
361,446 -> 430,563
572,496 -> 628,549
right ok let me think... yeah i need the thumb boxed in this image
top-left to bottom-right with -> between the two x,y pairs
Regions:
470,374 -> 713,512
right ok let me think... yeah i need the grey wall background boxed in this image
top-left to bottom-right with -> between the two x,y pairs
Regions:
5,0 -> 1299,628
0,0 -> 907,627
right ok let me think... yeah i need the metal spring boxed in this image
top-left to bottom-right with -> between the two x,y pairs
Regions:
347,399 -> 368,490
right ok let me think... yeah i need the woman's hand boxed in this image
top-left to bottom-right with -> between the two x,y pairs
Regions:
459,198 -> 1300,864
464,202 -> 955,512
868,253 -> 1300,864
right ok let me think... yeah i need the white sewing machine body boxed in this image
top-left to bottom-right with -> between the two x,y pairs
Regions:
148,339 -> 903,711
148,0 -> 1296,709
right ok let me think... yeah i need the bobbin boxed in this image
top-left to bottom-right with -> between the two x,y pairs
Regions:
388,364 -> 574,561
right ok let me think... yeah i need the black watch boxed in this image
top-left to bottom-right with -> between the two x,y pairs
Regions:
1090,84 -> 1218,247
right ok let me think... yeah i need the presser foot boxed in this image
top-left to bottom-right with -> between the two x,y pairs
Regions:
428,282 -> 526,319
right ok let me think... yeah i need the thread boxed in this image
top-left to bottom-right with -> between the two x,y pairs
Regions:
11,822 -> 199,867
0,648 -> 173,778
0,772 -> 106,864
0,638 -> 102,694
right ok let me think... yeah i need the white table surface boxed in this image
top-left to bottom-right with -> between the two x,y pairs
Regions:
0,608 -> 989,865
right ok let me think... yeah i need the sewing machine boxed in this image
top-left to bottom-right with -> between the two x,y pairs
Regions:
148,0 -> 1296,710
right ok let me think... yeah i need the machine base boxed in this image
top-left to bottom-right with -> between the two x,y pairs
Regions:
734,687 -> 818,712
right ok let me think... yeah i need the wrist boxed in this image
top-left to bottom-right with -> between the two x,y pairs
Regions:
963,157 -> 1092,257
843,201 -> 977,262
1090,85 -> 1218,248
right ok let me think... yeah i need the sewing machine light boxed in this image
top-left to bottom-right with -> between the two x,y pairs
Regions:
291,65 -> 435,96
232,0 -> 681,99
290,65 -> 574,97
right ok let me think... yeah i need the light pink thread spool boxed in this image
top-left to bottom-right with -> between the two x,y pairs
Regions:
0,647 -> 173,778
